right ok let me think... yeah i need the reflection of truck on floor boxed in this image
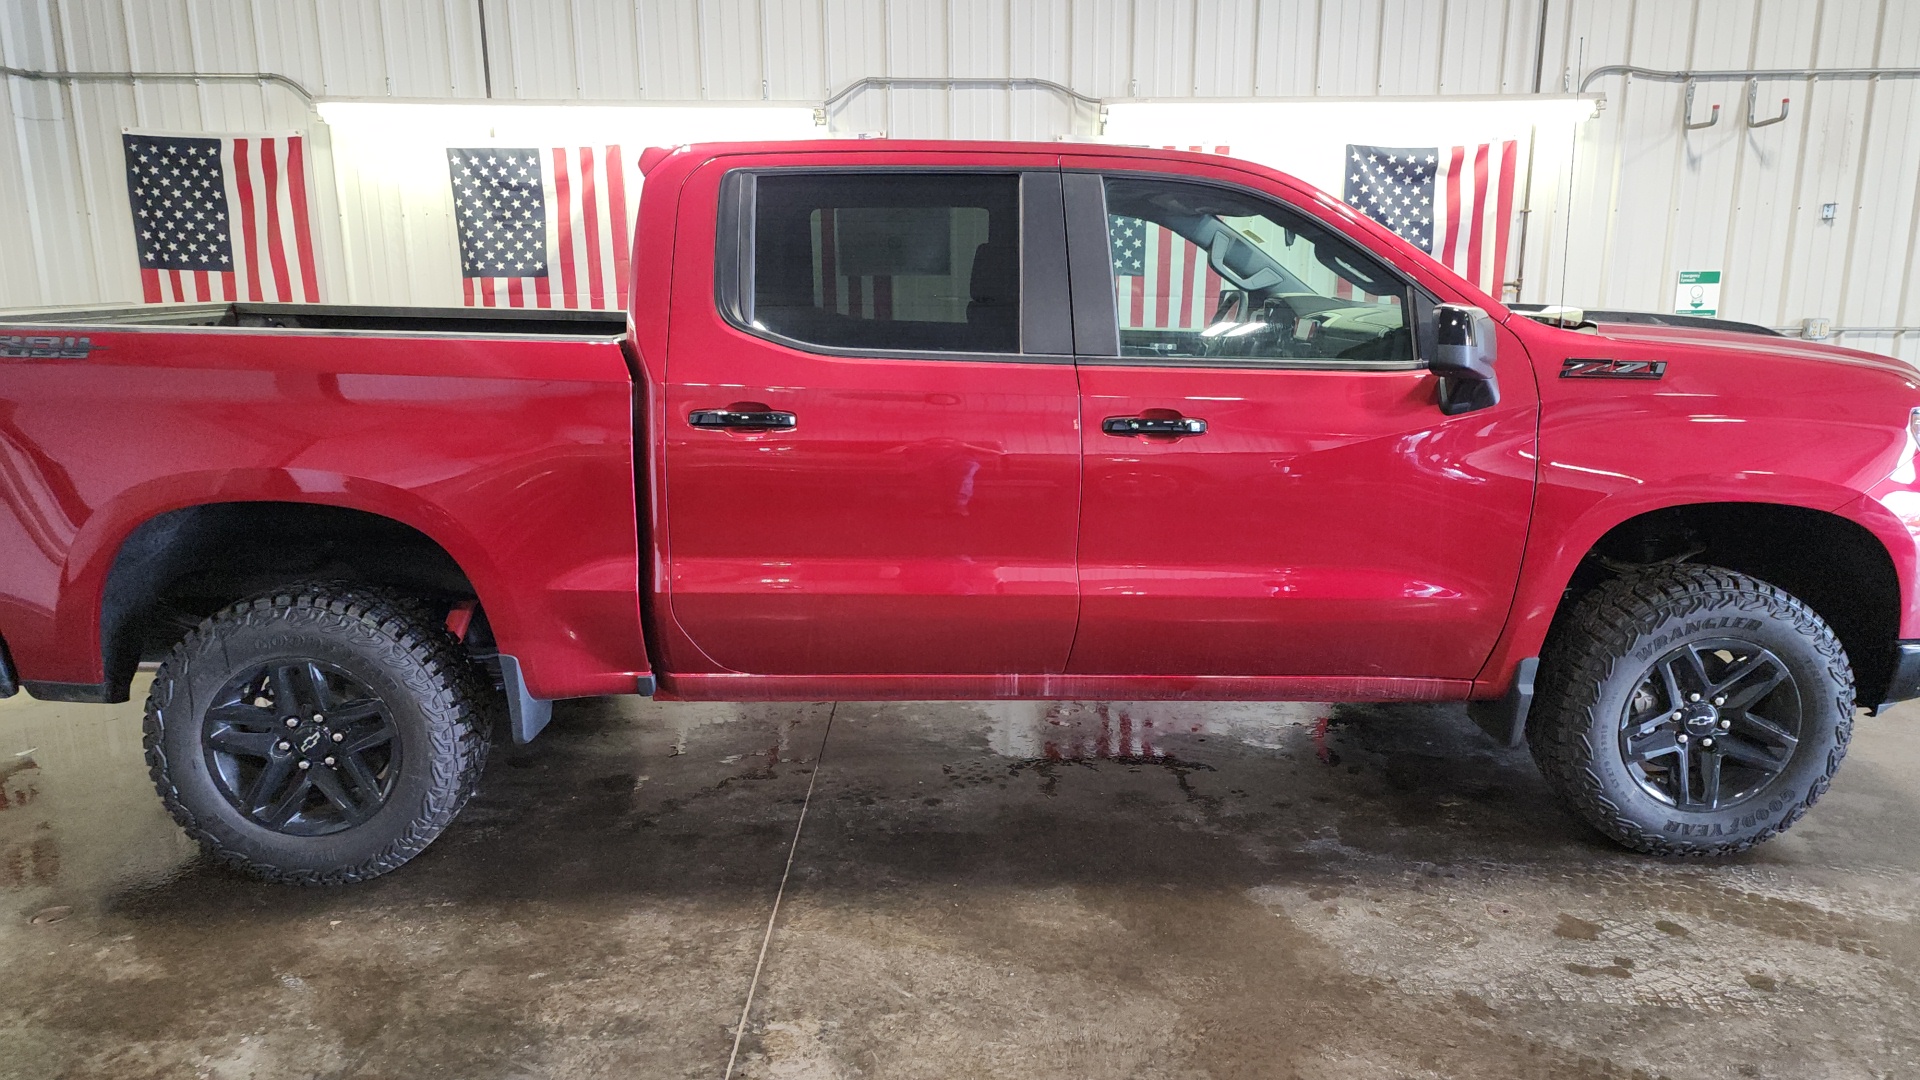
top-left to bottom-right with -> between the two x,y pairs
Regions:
3,140 -> 1916,882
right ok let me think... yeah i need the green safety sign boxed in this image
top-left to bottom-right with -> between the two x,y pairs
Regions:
1675,270 -> 1721,317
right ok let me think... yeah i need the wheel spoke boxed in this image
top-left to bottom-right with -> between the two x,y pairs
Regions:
303,662 -> 335,710
1724,668 -> 1789,713
1716,733 -> 1787,771
1709,653 -> 1769,697
244,754 -> 296,813
1733,710 -> 1799,751
1627,728 -> 1682,763
1701,750 -> 1724,810
1681,646 -> 1711,697
1658,657 -> 1688,711
207,726 -> 279,759
309,767 -> 371,825
260,772 -> 312,829
1669,742 -> 1698,808
327,697 -> 383,725
270,664 -> 311,714
341,717 -> 397,755
207,703 -> 278,730
338,752 -> 385,804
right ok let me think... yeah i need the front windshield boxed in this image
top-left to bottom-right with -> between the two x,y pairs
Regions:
1104,177 -> 1414,364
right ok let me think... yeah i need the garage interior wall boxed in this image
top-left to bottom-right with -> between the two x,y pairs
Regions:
3,0 -> 1917,364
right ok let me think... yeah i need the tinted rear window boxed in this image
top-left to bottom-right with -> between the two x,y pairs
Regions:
750,173 -> 1020,354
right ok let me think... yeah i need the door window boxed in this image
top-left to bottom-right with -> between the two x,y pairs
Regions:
748,173 -> 1021,354
1104,176 -> 1414,365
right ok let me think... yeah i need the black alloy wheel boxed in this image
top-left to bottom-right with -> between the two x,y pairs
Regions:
1528,563 -> 1852,857
145,584 -> 493,884
203,659 -> 402,836
1618,639 -> 1802,812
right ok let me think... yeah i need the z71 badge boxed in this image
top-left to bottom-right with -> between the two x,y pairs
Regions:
1561,358 -> 1665,379
0,335 -> 102,360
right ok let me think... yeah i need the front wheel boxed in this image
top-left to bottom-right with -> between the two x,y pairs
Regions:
1528,564 -> 1853,856
144,585 -> 492,884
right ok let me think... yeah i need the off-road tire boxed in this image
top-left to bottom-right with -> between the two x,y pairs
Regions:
1528,564 -> 1853,856
143,584 -> 493,884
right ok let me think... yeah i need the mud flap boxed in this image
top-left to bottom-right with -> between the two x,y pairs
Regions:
1467,656 -> 1538,748
499,653 -> 553,745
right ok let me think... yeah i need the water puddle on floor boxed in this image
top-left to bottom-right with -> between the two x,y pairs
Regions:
982,700 -> 1340,764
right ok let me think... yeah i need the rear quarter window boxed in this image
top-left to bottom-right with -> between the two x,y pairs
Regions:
747,173 -> 1021,354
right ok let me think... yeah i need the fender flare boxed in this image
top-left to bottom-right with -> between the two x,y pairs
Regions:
59,468 -> 521,692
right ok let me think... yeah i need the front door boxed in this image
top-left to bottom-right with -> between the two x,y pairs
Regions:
1062,167 -> 1537,679
664,159 -> 1082,675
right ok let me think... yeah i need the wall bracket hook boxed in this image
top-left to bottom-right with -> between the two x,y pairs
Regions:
1683,82 -> 1720,129
1746,80 -> 1790,127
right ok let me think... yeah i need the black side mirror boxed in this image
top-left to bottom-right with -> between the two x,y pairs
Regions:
1431,303 -> 1499,415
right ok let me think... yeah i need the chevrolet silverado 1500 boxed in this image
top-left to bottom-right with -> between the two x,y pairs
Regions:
4,140 -> 1917,882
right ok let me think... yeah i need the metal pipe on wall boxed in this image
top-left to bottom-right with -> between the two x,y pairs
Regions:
0,64 -> 318,108
1580,64 -> 1920,95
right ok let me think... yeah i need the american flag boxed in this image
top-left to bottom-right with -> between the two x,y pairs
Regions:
1111,213 -> 1228,330
447,146 -> 638,309
122,133 -> 319,304
1343,142 -> 1519,298
1112,144 -> 1231,330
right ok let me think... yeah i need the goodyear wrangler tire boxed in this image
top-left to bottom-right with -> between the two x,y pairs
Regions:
143,585 -> 492,884
1528,564 -> 1852,857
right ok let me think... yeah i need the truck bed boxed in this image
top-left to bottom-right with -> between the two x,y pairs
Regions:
0,301 -> 627,339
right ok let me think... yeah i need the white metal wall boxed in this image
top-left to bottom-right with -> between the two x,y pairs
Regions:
3,0 -> 1917,362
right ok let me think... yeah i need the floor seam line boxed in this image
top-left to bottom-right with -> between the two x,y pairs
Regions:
723,700 -> 836,1080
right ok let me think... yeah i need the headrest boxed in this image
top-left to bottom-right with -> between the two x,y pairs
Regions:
969,241 -> 1018,305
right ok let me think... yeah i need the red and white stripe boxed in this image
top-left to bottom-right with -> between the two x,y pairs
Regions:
1118,225 -> 1227,331
1431,140 -> 1519,298
1118,145 -> 1231,330
141,136 -> 318,305
465,145 -> 639,310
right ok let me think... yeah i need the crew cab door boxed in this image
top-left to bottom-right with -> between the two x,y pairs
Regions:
1060,163 -> 1538,679
663,155 -> 1081,674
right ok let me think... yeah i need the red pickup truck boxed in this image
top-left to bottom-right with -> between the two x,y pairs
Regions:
4,141 -> 1917,883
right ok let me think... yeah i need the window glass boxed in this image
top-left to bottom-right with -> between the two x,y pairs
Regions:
750,173 -> 1020,353
1104,176 -> 1413,364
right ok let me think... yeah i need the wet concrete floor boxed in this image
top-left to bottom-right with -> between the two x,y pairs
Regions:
3,678 -> 1919,1078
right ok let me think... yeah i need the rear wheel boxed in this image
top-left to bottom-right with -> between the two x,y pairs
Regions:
1528,564 -> 1853,856
144,585 -> 492,884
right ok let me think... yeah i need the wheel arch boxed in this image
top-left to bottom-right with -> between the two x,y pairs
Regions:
61,471 -> 513,702
1491,495 -> 1906,710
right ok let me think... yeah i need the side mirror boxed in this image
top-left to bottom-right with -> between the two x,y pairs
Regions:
1431,303 -> 1499,415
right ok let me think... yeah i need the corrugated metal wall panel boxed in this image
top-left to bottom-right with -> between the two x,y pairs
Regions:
1068,0 -> 1132,98
1252,0 -> 1320,97
1376,0 -> 1443,95
2,0 -> 1917,362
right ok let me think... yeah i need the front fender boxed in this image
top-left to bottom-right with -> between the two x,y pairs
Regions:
1474,473 -> 1897,696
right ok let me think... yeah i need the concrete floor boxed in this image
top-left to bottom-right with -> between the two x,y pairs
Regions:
3,680 -> 1918,1079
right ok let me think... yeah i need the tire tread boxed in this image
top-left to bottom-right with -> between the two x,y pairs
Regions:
142,584 -> 493,885
1528,563 -> 1853,857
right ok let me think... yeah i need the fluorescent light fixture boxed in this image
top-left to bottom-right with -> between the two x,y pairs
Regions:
1099,96 -> 1598,196
315,101 -> 821,147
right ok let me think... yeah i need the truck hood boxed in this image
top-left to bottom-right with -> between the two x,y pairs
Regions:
1590,321 -> 1919,385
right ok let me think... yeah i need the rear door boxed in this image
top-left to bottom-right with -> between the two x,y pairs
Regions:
663,155 -> 1082,674
1060,163 -> 1538,679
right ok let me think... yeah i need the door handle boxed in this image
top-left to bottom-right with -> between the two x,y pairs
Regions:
688,407 -> 797,430
1102,415 -> 1207,437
